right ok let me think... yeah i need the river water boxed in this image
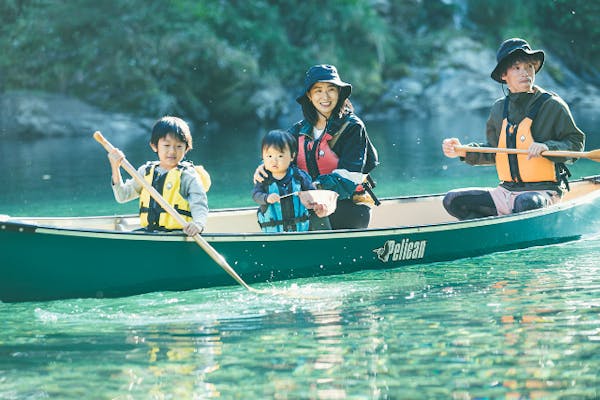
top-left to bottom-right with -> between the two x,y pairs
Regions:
1,111 -> 599,399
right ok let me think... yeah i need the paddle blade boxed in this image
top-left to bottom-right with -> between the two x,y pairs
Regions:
586,149 -> 600,162
298,190 -> 339,217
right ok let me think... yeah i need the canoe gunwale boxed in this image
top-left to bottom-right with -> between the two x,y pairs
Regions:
2,174 -> 600,241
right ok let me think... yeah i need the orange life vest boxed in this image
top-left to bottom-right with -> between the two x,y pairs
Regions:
496,93 -> 557,183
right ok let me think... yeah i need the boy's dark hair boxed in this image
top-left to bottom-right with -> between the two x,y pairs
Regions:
261,129 -> 297,156
150,116 -> 193,149
500,53 -> 542,76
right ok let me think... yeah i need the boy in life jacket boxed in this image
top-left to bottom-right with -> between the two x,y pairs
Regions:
107,116 -> 210,235
441,38 -> 585,220
252,130 -> 319,233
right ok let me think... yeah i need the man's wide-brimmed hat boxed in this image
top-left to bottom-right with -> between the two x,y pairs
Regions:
491,38 -> 545,83
296,64 -> 352,104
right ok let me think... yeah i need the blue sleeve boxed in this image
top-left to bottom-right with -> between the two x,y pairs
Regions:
252,181 -> 269,205
297,169 -> 314,190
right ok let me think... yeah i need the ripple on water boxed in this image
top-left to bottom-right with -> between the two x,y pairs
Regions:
1,237 -> 599,398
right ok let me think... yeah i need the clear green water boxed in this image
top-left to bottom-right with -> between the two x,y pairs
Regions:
1,244 -> 599,399
1,114 -> 599,399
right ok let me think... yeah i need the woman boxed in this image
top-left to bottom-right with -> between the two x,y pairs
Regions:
254,64 -> 378,229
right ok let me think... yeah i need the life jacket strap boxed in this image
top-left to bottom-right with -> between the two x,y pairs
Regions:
505,122 -> 523,183
557,163 -> 572,191
139,205 -> 191,218
174,206 -> 192,218
361,175 -> 381,206
258,214 -> 310,229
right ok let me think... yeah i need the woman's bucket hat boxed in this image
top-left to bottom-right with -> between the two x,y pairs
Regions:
296,64 -> 352,104
491,38 -> 545,83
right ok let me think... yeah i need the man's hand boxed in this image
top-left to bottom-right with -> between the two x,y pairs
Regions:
442,138 -> 467,158
527,142 -> 549,159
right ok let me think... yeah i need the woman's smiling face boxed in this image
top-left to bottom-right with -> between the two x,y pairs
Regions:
307,82 -> 340,118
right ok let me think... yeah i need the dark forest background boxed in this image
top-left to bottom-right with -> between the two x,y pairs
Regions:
1,0 -> 598,129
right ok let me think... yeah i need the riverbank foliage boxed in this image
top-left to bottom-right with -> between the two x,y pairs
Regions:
1,0 -> 597,127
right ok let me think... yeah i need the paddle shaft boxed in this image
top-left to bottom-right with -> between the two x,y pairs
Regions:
280,190 -> 334,199
279,191 -> 299,199
93,131 -> 261,293
454,145 -> 600,161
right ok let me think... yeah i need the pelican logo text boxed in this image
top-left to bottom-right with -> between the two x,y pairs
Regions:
373,239 -> 427,263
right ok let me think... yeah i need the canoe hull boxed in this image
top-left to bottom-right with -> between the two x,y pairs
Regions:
2,178 -> 600,302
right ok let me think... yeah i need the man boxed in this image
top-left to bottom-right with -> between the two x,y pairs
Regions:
441,38 -> 585,220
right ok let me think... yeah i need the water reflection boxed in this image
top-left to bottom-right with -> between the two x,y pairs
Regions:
124,323 -> 222,398
1,241 -> 599,399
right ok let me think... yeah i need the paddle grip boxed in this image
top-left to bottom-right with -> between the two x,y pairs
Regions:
93,131 -> 116,153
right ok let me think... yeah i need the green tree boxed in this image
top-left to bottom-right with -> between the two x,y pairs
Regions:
0,0 -> 597,128
533,0 -> 600,84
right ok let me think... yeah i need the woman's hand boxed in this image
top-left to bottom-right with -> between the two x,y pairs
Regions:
253,164 -> 269,184
298,190 -> 338,218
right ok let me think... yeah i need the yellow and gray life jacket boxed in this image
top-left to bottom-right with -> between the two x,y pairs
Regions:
496,93 -> 557,183
139,161 -> 210,230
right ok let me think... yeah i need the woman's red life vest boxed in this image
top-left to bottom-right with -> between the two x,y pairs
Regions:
297,120 -> 352,177
296,132 -> 340,176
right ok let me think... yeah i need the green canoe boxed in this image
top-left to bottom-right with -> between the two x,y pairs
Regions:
2,175 -> 600,303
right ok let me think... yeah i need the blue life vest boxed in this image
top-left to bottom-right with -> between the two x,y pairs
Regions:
257,171 -> 310,233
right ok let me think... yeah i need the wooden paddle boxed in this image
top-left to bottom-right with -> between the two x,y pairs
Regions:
93,131 -> 263,294
454,145 -> 600,161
